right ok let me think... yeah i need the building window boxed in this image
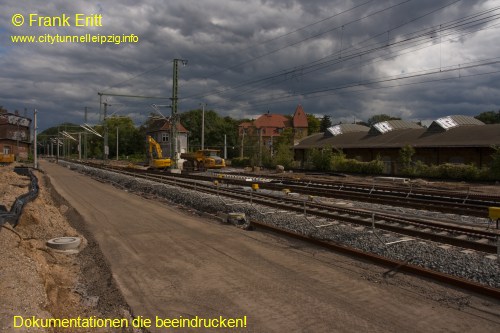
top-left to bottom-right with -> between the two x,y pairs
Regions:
161,133 -> 169,142
3,146 -> 11,154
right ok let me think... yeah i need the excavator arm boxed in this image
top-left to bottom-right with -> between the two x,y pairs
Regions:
147,135 -> 171,169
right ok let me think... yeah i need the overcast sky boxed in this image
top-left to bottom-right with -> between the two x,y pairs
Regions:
2,0 -> 500,130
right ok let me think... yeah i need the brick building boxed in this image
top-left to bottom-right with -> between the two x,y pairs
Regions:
238,104 -> 309,148
0,111 -> 32,160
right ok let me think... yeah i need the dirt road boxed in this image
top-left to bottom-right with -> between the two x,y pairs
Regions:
40,160 -> 500,333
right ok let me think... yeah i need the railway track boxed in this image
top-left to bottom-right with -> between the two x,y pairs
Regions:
84,162 -> 500,253
61,160 -> 500,299
204,171 -> 500,218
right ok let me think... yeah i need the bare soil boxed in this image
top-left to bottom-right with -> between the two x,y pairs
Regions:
0,164 -> 138,332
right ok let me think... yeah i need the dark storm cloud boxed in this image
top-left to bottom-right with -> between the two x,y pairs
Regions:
1,0 -> 499,130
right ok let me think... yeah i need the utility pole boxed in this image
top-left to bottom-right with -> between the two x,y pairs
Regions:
200,102 -> 206,150
84,106 -> 91,160
103,102 -> 110,160
259,128 -> 263,167
116,127 -> 119,160
170,58 -> 187,168
224,134 -> 227,159
240,130 -> 245,158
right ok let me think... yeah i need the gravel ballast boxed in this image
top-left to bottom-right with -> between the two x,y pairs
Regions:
62,161 -> 500,290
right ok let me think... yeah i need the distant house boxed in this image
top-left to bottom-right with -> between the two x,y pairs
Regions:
146,119 -> 188,158
238,104 -> 309,148
0,110 -> 32,160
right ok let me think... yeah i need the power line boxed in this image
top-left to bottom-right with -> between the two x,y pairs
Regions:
182,0 -> 475,102
234,58 -> 500,110
185,6 -> 499,106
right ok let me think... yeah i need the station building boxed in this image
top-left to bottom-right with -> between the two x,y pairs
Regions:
294,115 -> 500,175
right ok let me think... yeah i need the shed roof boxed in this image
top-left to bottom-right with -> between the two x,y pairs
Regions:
295,123 -> 500,149
326,124 -> 369,136
369,120 -> 422,135
427,115 -> 484,132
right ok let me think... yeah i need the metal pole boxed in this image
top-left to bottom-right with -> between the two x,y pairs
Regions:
103,102 -> 109,160
259,128 -> 262,167
201,103 -> 206,150
224,134 -> 227,159
171,58 -> 187,168
240,130 -> 245,158
78,132 -> 81,160
84,106 -> 90,160
116,127 -> 119,160
171,60 -> 178,165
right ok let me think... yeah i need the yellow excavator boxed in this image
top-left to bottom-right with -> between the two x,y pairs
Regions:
147,135 -> 172,169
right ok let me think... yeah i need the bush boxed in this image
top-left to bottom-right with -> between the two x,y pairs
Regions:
399,144 -> 415,175
273,143 -> 294,169
491,146 -> 500,180
332,154 -> 384,174
411,162 -> 483,180
309,147 -> 334,171
231,157 -> 251,167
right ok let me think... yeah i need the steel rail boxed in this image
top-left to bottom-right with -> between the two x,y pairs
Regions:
87,163 -> 499,253
68,161 -> 500,299
251,221 -> 500,300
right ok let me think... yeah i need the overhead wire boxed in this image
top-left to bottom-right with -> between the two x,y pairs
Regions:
188,5 -> 500,107
182,0 -> 475,102
183,0 -> 416,100
233,58 -> 500,110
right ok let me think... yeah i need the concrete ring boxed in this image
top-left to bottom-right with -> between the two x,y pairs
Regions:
46,237 -> 81,250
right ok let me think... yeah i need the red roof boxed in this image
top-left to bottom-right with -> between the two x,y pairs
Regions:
293,104 -> 308,128
238,121 -> 253,128
151,119 -> 187,132
254,114 -> 290,128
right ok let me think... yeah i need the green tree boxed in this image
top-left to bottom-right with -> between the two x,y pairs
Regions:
475,110 -> 500,124
319,115 -> 332,132
367,114 -> 401,125
307,114 -> 320,135
273,142 -> 294,169
180,109 -> 239,157
491,145 -> 500,179
309,146 -> 334,171
399,144 -> 416,175
105,116 -> 142,158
